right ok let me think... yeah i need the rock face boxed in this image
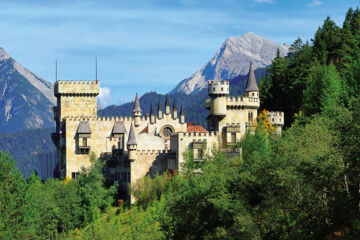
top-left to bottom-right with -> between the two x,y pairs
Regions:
0,47 -> 55,133
170,32 -> 288,94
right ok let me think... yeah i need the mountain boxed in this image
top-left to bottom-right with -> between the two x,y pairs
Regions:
0,47 -> 55,133
170,32 -> 288,95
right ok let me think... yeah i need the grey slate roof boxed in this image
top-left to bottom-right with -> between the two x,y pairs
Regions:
165,94 -> 169,106
157,101 -> 162,112
133,93 -> 142,113
112,121 -> 126,134
127,123 -> 137,145
180,104 -> 184,116
77,121 -> 91,134
172,99 -> 177,112
244,62 -> 259,92
150,103 -> 154,116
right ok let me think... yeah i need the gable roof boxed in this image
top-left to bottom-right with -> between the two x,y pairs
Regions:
112,121 -> 126,134
77,121 -> 91,134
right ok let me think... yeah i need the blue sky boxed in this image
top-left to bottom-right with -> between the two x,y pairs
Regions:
0,0 -> 358,106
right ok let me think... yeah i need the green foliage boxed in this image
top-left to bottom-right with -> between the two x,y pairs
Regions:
302,64 -> 342,115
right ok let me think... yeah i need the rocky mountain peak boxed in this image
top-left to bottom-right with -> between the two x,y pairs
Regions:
0,47 -> 11,61
171,32 -> 289,95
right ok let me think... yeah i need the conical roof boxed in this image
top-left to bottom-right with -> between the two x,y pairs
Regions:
157,101 -> 162,112
150,103 -> 154,116
244,62 -> 259,92
165,94 -> 169,107
180,104 -> 184,116
133,93 -> 142,113
127,123 -> 137,145
172,99 -> 177,111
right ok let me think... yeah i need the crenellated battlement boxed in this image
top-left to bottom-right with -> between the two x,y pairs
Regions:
54,80 -> 100,96
226,123 -> 241,127
136,149 -> 173,155
208,80 -> 229,96
208,80 -> 229,86
226,96 -> 260,108
176,131 -> 218,137
268,111 -> 285,126
64,116 -> 133,122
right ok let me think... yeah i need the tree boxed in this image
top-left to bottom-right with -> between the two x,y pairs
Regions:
0,151 -> 28,239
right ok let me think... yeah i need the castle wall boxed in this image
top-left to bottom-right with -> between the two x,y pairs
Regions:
171,132 -> 221,170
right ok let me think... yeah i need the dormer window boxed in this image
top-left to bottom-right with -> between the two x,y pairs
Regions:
77,121 -> 91,154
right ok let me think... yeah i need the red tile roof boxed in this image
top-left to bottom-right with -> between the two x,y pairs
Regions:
187,122 -> 206,133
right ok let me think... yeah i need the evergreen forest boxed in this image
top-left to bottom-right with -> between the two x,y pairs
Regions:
2,8 -> 360,239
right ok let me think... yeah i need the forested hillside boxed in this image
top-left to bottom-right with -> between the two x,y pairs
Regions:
0,128 -> 55,177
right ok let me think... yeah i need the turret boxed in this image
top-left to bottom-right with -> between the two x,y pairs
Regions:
157,101 -> 163,119
132,93 -> 142,127
208,80 -> 229,116
244,62 -> 259,98
180,104 -> 185,124
127,123 -> 137,162
150,103 -> 156,124
165,94 -> 170,115
172,100 -> 178,120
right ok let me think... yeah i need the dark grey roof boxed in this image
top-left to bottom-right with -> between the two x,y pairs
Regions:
180,104 -> 184,116
77,121 -> 91,134
157,101 -> 162,112
113,121 -> 126,134
245,62 -> 259,92
150,103 -> 154,116
127,123 -> 137,145
165,94 -> 169,106
172,99 -> 177,112
133,93 -> 142,113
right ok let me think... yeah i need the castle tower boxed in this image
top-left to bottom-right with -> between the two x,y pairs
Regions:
180,104 -> 185,124
150,103 -> 156,124
244,62 -> 259,98
127,123 -> 137,162
165,94 -> 170,115
172,100 -> 178,120
132,93 -> 142,127
157,101 -> 163,119
208,80 -> 229,116
53,80 -> 100,123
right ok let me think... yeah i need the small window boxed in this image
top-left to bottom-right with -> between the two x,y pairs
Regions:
221,87 -> 223,91
252,93 -> 255,96
231,133 -> 236,143
71,172 -> 79,179
248,112 -> 253,122
213,88 -> 215,91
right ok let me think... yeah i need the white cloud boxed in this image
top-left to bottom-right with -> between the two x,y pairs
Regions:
307,0 -> 322,7
98,87 -> 112,107
254,0 -> 274,3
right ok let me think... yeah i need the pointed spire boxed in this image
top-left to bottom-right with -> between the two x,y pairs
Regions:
180,104 -> 184,116
172,99 -> 177,111
157,101 -> 162,112
127,123 -> 137,145
165,94 -> 170,107
150,102 -> 154,116
244,62 -> 259,92
133,93 -> 142,113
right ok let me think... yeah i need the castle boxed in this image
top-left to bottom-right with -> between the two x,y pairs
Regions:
51,62 -> 284,199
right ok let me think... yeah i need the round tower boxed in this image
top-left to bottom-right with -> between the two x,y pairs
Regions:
208,80 -> 229,116
132,93 -> 142,127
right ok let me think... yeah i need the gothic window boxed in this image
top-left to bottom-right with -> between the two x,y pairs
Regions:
163,127 -> 173,137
